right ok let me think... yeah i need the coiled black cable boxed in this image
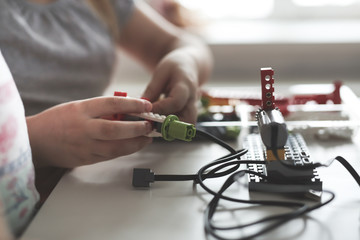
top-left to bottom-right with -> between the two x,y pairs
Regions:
194,130 -> 360,240
134,128 -> 360,239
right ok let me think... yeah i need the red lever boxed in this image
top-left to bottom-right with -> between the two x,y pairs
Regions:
261,67 -> 275,110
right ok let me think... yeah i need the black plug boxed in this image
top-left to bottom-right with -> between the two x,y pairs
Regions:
132,168 -> 155,188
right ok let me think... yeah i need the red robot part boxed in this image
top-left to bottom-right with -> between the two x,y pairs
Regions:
291,81 -> 342,105
114,91 -> 128,97
261,67 -> 275,110
113,91 -> 128,120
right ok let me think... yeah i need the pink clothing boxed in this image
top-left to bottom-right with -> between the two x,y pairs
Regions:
0,51 -> 39,237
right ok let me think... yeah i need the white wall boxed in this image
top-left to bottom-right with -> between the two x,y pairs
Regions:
109,19 -> 360,95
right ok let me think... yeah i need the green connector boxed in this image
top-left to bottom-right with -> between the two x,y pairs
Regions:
225,126 -> 241,139
161,115 -> 196,142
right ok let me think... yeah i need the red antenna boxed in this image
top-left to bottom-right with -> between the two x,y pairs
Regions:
261,67 -> 275,110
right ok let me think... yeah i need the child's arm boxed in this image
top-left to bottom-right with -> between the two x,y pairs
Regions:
118,1 -> 213,124
27,97 -> 153,168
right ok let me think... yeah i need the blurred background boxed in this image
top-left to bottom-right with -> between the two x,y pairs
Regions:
110,0 -> 360,95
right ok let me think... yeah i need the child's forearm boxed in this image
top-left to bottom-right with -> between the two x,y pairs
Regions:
119,1 -> 213,86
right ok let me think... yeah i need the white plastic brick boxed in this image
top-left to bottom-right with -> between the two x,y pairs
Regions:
129,112 -> 166,123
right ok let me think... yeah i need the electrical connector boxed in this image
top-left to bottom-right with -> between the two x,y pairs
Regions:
161,115 -> 196,142
113,91 -> 196,142
132,168 -> 155,188
130,113 -> 196,142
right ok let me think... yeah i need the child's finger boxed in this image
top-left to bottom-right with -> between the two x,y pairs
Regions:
142,81 -> 160,102
152,84 -> 190,115
177,102 -> 197,124
81,97 -> 152,118
142,68 -> 168,102
86,119 -> 153,140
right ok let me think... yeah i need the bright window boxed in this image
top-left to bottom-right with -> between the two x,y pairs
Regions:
178,0 -> 274,20
178,0 -> 360,20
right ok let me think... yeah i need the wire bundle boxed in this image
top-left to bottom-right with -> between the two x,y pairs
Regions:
195,129 -> 336,239
137,129 -> 360,239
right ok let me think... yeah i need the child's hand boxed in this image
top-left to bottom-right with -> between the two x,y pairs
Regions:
142,50 -> 200,124
119,2 -> 212,123
27,97 -> 153,168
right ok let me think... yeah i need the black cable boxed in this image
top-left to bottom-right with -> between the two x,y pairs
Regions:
152,129 -> 246,183
154,174 -> 196,181
202,168 -> 336,240
193,131 -> 358,240
198,155 -> 358,239
133,127 -> 360,240
196,128 -> 237,154
334,156 -> 360,186
153,151 -> 255,182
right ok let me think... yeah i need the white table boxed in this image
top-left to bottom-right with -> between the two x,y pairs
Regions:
23,81 -> 360,240
22,131 -> 360,240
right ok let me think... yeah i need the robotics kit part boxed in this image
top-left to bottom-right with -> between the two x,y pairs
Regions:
256,108 -> 288,150
261,67 -> 275,110
113,91 -> 196,142
248,68 -> 321,198
245,133 -> 322,196
161,115 -> 196,142
257,67 -> 288,160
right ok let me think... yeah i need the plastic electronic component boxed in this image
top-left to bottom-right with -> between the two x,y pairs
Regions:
245,134 -> 322,196
113,91 -> 128,120
292,81 -> 342,105
196,106 -> 241,140
257,68 -> 288,160
131,113 -> 196,141
114,91 -> 128,97
201,78 -> 342,118
130,112 -> 166,123
161,115 -> 196,141
256,109 -> 288,150
248,68 -> 322,198
129,112 -> 166,138
132,168 -> 155,188
261,67 -> 275,110
113,91 -> 196,142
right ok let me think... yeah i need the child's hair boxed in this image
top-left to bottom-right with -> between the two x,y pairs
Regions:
86,0 -> 119,40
